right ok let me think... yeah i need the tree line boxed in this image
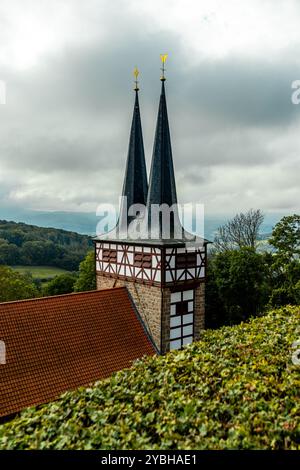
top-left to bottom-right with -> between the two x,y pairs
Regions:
0,220 -> 92,270
0,213 -> 299,330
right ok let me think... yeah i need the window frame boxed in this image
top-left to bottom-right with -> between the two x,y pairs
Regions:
169,289 -> 194,350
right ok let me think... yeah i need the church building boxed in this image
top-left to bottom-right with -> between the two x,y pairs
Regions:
0,57 -> 208,419
95,58 -> 208,354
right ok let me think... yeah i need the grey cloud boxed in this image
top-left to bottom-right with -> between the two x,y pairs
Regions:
0,1 -> 299,215
180,58 -> 299,126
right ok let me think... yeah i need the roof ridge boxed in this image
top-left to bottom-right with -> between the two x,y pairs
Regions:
0,286 -> 126,306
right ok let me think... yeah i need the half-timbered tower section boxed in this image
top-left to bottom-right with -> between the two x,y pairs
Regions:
95,241 -> 206,353
95,65 -> 208,354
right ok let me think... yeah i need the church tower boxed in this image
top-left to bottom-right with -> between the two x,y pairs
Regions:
95,59 -> 208,354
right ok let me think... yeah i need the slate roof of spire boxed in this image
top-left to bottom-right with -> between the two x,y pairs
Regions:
147,81 -> 177,209
95,75 -> 209,246
145,79 -> 186,240
0,288 -> 155,418
117,89 -> 148,232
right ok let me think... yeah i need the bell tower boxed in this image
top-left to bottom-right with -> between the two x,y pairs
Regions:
95,59 -> 208,354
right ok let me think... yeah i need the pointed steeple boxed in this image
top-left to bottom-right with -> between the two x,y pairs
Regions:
117,70 -> 148,233
147,80 -> 177,208
146,56 -> 183,239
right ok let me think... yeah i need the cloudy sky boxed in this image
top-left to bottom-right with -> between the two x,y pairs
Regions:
0,0 -> 300,218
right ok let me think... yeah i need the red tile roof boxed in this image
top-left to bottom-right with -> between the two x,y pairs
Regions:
0,287 -> 155,418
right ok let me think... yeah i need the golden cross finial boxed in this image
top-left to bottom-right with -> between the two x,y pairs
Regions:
133,66 -> 139,91
160,54 -> 168,81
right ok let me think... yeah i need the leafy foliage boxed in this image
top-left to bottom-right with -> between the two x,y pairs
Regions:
0,266 -> 38,302
0,306 -> 299,450
268,215 -> 300,307
269,215 -> 300,264
206,248 -> 270,327
0,220 -> 92,271
42,273 -> 77,296
207,213 -> 300,325
74,251 -> 96,292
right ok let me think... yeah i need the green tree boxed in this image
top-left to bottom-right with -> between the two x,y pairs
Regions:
74,251 -> 96,292
269,214 -> 300,263
20,241 -> 47,266
0,266 -> 38,302
1,229 -> 26,247
0,239 -> 19,265
206,248 -> 269,327
268,215 -> 300,306
43,273 -> 77,296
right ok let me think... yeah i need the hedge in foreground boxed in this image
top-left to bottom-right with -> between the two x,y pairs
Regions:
0,306 -> 299,450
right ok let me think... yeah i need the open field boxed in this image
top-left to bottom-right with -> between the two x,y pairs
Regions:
11,266 -> 70,279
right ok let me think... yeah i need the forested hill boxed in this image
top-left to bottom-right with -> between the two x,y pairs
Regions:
0,220 -> 93,271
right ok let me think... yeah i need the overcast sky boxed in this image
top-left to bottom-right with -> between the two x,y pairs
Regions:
0,0 -> 300,217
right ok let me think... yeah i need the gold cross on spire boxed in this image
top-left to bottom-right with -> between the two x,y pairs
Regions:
160,54 -> 168,81
133,67 -> 139,91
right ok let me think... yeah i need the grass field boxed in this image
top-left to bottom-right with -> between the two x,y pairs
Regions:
11,266 -> 70,279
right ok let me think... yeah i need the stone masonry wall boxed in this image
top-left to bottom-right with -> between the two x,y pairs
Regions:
96,274 -> 162,351
194,283 -> 205,341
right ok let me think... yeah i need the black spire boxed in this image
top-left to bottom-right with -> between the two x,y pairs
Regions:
118,87 -> 148,232
147,81 -> 177,207
146,78 -> 183,239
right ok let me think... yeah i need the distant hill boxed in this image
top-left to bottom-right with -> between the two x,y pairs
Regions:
0,220 -> 93,271
0,208 -> 99,236
0,207 -> 285,239
1,306 -> 299,449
